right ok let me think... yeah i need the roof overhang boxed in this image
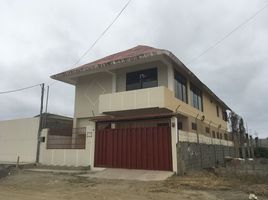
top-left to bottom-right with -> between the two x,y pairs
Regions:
51,46 -> 231,110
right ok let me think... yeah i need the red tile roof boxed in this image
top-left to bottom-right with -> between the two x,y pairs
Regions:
51,45 -> 167,81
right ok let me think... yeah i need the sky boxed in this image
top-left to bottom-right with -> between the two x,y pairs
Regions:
0,0 -> 267,138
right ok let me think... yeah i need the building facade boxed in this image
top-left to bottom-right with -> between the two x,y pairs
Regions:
49,45 -> 235,173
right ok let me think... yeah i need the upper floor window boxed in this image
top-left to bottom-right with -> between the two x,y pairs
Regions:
222,110 -> 228,121
174,70 -> 187,103
126,68 -> 158,91
216,105 -> 220,117
190,83 -> 203,111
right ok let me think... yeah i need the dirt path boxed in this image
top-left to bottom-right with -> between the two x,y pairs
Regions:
0,170 -> 267,200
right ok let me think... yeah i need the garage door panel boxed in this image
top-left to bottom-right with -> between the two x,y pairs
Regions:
94,126 -> 172,171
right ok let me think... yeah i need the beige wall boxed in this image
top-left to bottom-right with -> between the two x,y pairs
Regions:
74,72 -> 113,127
0,117 -> 39,163
74,61 -> 168,127
74,59 -> 228,133
40,122 -> 96,167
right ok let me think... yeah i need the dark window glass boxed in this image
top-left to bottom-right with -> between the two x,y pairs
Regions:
126,68 -> 158,91
191,122 -> 197,130
174,70 -> 187,103
216,132 -> 220,139
177,122 -> 183,130
157,123 -> 169,127
222,110 -> 227,121
190,83 -> 203,111
205,127 -> 210,133
216,105 -> 219,117
224,133 -> 228,140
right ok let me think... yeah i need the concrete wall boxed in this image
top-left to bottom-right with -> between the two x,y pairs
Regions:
0,117 -> 39,163
40,122 -> 96,167
177,130 -> 235,172
73,72 -> 113,127
259,138 -> 268,148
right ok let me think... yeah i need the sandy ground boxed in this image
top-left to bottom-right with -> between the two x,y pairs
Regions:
0,170 -> 268,200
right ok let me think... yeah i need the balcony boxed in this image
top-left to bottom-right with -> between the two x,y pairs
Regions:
99,86 -> 171,115
99,86 -> 197,117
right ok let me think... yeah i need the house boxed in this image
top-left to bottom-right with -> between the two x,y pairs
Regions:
45,45 -> 236,173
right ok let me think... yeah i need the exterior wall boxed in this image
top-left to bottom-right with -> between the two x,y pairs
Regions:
0,117 -> 39,163
115,61 -> 168,92
40,122 -> 96,167
164,87 -> 227,131
74,72 -> 113,127
177,130 -> 235,173
99,86 -> 166,114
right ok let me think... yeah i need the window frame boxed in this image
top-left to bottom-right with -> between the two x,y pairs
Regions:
191,122 -> 197,131
190,83 -> 203,111
174,70 -> 188,103
126,68 -> 158,91
216,105 -> 220,117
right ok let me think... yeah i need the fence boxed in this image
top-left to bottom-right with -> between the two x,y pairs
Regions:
47,127 -> 86,149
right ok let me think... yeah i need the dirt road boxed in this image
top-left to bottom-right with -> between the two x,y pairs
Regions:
0,170 -> 267,200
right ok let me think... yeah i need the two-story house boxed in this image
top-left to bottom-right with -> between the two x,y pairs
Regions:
50,45 -> 234,173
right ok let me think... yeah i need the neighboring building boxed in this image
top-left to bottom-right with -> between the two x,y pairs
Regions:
48,45 -> 236,172
35,113 -> 73,129
0,113 -> 73,164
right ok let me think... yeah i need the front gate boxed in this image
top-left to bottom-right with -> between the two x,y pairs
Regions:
94,126 -> 172,171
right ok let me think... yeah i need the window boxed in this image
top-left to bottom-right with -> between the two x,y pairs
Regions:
222,110 -> 227,121
126,68 -> 158,91
177,122 -> 183,130
224,133 -> 228,140
216,132 -> 219,139
157,123 -> 169,127
212,131 -> 216,138
216,105 -> 219,117
190,83 -> 203,111
205,127 -> 210,134
191,122 -> 197,130
174,70 -> 187,103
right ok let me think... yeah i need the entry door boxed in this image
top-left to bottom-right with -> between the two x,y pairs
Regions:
94,126 -> 172,171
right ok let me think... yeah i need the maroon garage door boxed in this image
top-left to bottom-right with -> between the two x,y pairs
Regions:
94,126 -> 172,171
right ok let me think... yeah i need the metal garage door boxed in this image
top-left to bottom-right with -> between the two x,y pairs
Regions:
94,126 -> 172,171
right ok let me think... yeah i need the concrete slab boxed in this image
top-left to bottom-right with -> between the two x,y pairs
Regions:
78,168 -> 174,181
25,168 -> 88,174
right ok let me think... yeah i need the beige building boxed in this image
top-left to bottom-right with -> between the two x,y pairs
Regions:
50,45 -> 234,172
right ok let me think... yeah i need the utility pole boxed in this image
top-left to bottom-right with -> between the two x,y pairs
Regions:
36,83 -> 45,164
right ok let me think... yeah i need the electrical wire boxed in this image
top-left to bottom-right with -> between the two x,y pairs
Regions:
0,83 -> 42,95
73,0 -> 132,67
186,2 -> 268,64
49,0 -> 132,86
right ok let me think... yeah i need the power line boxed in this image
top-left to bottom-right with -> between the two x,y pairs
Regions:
186,3 -> 268,65
49,0 -> 132,86
0,83 -> 42,95
73,0 -> 132,67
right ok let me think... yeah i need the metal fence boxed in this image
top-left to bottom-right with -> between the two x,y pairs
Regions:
47,127 -> 86,149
